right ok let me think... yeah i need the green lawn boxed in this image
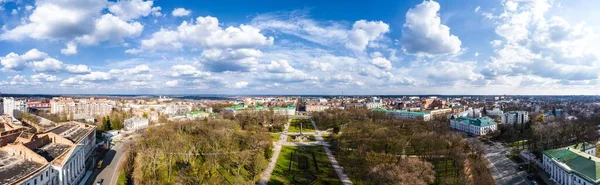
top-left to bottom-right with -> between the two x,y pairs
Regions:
288,119 -> 315,133
268,146 -> 340,185
270,133 -> 281,142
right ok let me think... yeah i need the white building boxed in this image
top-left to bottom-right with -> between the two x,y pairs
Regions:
2,97 -> 27,117
374,109 -> 432,121
0,122 -> 96,185
501,111 -> 529,124
543,143 -> 598,185
485,108 -> 504,117
306,105 -> 329,112
124,117 -> 149,131
450,116 -> 497,136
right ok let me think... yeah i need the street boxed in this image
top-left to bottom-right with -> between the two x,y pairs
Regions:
468,138 -> 530,185
85,140 -> 132,185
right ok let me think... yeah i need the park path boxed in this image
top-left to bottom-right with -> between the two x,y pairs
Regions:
257,118 -> 291,185
311,120 -> 354,185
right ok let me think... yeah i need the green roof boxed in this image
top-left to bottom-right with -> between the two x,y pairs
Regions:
544,144 -> 600,183
231,105 -> 246,110
189,110 -> 207,115
454,116 -> 496,127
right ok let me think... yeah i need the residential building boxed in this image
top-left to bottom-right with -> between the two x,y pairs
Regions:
306,104 -> 329,112
501,111 -> 529,124
3,97 -> 28,117
187,111 -> 209,119
450,116 -> 497,136
485,108 -> 504,117
124,117 -> 149,131
50,97 -> 114,117
542,143 -> 598,185
0,122 -> 96,185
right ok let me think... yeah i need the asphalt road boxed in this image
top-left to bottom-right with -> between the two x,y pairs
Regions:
468,138 -> 530,185
86,140 -> 131,185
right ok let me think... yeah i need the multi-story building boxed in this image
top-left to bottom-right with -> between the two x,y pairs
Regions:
0,122 -> 96,185
186,111 -> 209,119
542,143 -> 598,185
3,97 -> 28,117
450,116 -> 497,136
373,108 -> 432,121
485,108 -> 504,117
124,117 -> 149,131
50,97 -> 114,117
501,111 -> 529,124
428,108 -> 452,117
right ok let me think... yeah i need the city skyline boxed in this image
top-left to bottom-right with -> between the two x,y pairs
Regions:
2,0 -> 600,95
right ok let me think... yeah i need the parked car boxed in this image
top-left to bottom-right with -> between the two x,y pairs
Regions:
97,179 -> 104,185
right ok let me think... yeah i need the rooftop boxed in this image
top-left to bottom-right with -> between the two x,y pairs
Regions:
50,123 -> 94,142
372,108 -> 429,115
544,144 -> 600,183
0,151 -> 44,185
35,143 -> 71,162
453,116 -> 496,127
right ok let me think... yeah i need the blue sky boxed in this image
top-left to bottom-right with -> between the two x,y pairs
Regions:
1,0 -> 600,95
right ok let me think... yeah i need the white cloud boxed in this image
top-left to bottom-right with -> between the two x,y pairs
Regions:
345,20 -> 389,51
31,73 -> 58,82
370,57 -> 392,69
108,0 -> 158,21
1,48 -> 48,71
75,13 -> 143,45
60,71 -> 112,87
199,48 -> 262,72
267,60 -> 295,73
172,8 -> 191,17
29,58 -> 63,72
165,80 -> 179,87
401,0 -> 462,55
64,64 -> 92,74
474,6 -> 480,13
170,65 -> 211,78
232,81 -> 248,88
140,16 -> 273,51
109,64 -> 150,75
308,61 -> 334,72
61,42 -> 78,55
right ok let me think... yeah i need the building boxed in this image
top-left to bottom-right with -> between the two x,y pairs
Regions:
543,143 -> 598,185
428,108 -> 452,117
501,111 -> 529,124
3,97 -> 28,117
373,108 -> 432,121
485,108 -> 504,117
124,117 -> 149,131
187,110 -> 209,119
50,97 -> 114,117
0,122 -> 96,185
306,104 -> 329,112
273,106 -> 296,116
450,116 -> 497,136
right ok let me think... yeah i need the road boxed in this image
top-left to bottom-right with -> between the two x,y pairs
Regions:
468,138 -> 530,185
257,119 -> 291,185
311,120 -> 353,185
86,140 -> 132,185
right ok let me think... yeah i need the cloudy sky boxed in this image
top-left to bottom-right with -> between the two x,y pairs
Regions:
1,0 -> 600,95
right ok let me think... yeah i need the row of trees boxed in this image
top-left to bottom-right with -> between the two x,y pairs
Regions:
313,108 -> 494,185
220,110 -> 289,132
130,119 -> 272,184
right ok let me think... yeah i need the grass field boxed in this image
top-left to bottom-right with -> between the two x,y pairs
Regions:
270,133 -> 281,142
288,119 -> 315,133
429,158 -> 460,185
268,146 -> 340,185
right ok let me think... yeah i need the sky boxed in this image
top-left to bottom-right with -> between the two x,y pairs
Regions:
1,0 -> 600,95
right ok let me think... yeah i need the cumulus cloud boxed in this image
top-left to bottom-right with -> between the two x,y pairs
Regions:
267,60 -> 296,73
370,57 -> 392,69
31,73 -> 58,82
345,20 -> 390,51
139,16 -> 273,51
0,48 -> 48,71
1,0 -> 151,54
172,8 -> 191,17
401,0 -> 462,55
108,0 -> 160,21
232,81 -> 248,88
169,65 -> 211,78
199,48 -> 262,72
60,71 -> 113,87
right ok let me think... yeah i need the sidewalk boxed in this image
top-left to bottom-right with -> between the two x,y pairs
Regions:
257,119 -> 291,185
311,120 -> 353,185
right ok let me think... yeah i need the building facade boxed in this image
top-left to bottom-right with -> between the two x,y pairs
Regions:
543,143 -> 599,185
450,116 -> 497,136
2,97 -> 28,117
124,117 -> 149,131
501,111 -> 529,124
50,97 -> 114,117
373,108 -> 432,121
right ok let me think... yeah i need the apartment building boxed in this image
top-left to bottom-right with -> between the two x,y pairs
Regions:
50,97 -> 114,117
3,97 -> 28,117
124,117 -> 149,131
501,111 -> 529,124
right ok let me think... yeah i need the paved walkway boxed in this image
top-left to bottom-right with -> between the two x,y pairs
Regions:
467,138 -> 530,185
258,119 -> 291,185
311,120 -> 353,185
